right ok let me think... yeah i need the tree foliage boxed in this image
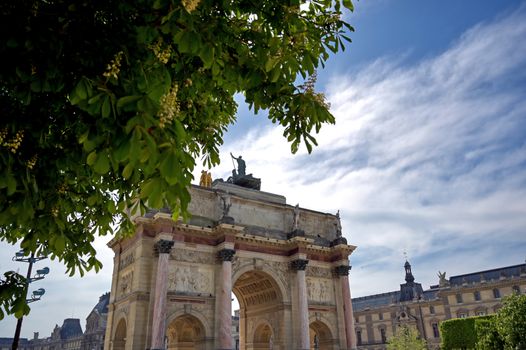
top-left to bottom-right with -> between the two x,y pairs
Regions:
441,317 -> 478,349
475,316 -> 504,350
0,0 -> 354,318
386,325 -> 427,350
495,293 -> 526,349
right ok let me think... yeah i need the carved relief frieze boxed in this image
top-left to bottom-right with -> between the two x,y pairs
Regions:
266,260 -> 290,289
306,266 -> 332,279
170,248 -> 215,264
119,252 -> 135,270
119,271 -> 133,296
306,277 -> 334,303
167,265 -> 214,294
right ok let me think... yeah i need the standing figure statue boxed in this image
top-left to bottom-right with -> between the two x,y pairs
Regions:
335,210 -> 342,237
230,152 -> 246,176
205,171 -> 212,187
199,170 -> 213,187
220,194 -> 232,218
199,170 -> 208,187
292,203 -> 300,230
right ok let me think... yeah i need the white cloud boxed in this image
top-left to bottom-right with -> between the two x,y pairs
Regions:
215,5 -> 526,296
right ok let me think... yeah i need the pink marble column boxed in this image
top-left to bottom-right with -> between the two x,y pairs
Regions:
218,248 -> 236,350
150,239 -> 174,350
336,265 -> 357,350
291,259 -> 310,350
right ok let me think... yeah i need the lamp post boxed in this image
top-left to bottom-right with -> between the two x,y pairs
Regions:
11,250 -> 49,350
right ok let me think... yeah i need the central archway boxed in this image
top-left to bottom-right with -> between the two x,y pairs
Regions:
233,270 -> 285,350
166,314 -> 205,350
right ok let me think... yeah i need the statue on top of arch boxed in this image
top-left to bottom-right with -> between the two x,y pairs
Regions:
227,152 -> 261,190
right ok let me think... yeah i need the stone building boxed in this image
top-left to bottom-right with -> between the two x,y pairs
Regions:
4,293 -> 110,350
351,261 -> 526,349
104,178 -> 358,350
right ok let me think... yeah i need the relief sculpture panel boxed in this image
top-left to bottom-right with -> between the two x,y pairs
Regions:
167,264 -> 214,294
306,266 -> 332,279
170,248 -> 215,264
119,271 -> 133,296
306,277 -> 334,303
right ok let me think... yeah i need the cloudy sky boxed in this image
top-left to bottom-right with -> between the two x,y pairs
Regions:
1,0 -> 526,339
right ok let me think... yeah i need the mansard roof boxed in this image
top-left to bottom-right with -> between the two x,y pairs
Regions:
59,318 -> 83,339
449,264 -> 526,286
92,292 -> 110,314
352,291 -> 400,311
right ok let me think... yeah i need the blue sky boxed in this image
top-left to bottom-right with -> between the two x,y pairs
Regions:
1,0 -> 526,339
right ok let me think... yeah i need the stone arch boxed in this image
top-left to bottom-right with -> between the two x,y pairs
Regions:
112,317 -> 127,350
232,262 -> 289,303
166,308 -> 211,340
252,320 -> 274,349
233,268 -> 286,350
309,319 -> 334,350
166,314 -> 206,350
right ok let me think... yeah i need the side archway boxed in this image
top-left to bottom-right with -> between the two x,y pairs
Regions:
310,320 -> 334,350
253,322 -> 274,350
112,318 -> 127,350
166,314 -> 206,350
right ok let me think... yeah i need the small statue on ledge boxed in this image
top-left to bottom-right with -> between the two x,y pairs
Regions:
335,210 -> 342,238
292,204 -> 300,230
199,170 -> 212,187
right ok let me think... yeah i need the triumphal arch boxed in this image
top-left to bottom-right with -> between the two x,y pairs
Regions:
104,172 -> 358,350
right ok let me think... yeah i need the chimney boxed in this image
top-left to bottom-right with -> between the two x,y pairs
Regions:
33,332 -> 39,340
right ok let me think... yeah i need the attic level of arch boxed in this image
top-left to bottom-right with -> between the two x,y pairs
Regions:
120,212 -> 355,263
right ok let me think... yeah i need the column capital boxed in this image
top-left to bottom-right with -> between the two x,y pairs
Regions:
335,265 -> 352,276
154,239 -> 174,254
290,259 -> 309,271
217,248 -> 236,262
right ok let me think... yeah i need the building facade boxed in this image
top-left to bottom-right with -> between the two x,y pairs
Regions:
1,293 -> 110,350
104,180 -> 359,350
352,261 -> 526,349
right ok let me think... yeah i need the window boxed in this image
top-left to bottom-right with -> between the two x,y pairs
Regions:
512,285 -> 521,294
456,293 -> 463,303
379,312 -> 383,320
493,288 -> 501,298
355,317 -> 359,324
459,312 -> 467,318
432,323 -> 440,338
474,291 -> 481,301
476,310 -> 486,316
356,330 -> 362,346
429,305 -> 435,314
380,328 -> 387,343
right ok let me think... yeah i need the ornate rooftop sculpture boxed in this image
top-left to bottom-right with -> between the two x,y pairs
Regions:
227,152 -> 261,190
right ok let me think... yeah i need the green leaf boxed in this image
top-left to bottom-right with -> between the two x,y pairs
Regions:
265,57 -> 277,72
160,149 -> 179,184
101,96 -> 111,118
117,95 -> 142,109
343,0 -> 354,11
55,235 -> 65,253
86,151 -> 97,166
93,153 -> 110,174
200,45 -> 215,69
6,174 -> 17,195
122,163 -> 134,179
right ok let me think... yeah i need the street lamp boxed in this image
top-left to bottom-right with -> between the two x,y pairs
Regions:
27,288 -> 46,303
11,250 -> 49,350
